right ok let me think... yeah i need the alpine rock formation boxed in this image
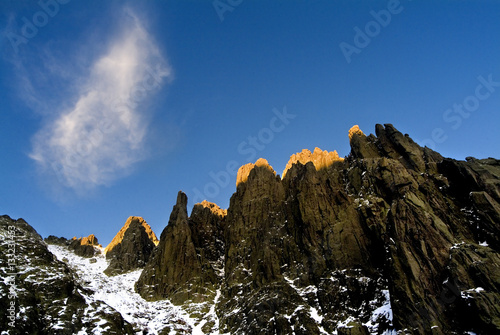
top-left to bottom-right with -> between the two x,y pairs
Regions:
1,124 -> 499,334
104,216 -> 159,276
44,234 -> 102,258
136,196 -> 226,305
136,124 -> 500,334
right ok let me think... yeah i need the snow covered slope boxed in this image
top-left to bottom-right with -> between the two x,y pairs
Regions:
48,244 -> 219,334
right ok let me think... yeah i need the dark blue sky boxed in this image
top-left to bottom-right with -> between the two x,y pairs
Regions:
1,0 -> 499,244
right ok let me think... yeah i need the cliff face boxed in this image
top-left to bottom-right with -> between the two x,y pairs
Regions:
104,216 -> 159,276
135,192 -> 226,305
137,124 -> 500,334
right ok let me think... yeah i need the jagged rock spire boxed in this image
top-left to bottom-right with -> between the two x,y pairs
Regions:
136,191 -> 225,304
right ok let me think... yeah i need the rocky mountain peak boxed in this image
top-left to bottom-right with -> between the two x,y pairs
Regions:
105,216 -> 158,255
136,190 -> 225,304
103,216 -> 159,275
135,124 -> 500,334
348,123 -> 443,173
236,157 -> 276,186
348,124 -> 364,140
71,234 -> 100,246
68,234 -> 101,257
80,233 -> 99,246
165,191 -> 189,230
283,147 -> 343,177
196,200 -> 227,218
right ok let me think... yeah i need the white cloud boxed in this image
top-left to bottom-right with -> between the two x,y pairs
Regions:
30,9 -> 172,192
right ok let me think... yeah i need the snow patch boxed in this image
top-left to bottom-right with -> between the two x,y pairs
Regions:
48,244 -> 214,334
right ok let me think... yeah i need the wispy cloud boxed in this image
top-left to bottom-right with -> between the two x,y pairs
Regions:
29,8 -> 172,193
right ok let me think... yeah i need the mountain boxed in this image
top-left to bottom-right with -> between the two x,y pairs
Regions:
104,216 -> 159,276
0,215 -> 134,334
1,123 -> 499,334
137,123 -> 500,334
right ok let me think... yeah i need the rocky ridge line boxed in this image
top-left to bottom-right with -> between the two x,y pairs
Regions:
136,123 -> 500,334
283,147 -> 343,177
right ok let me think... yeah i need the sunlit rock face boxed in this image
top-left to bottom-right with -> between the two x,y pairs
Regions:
236,158 -> 276,186
104,216 -> 159,276
105,216 -> 159,254
283,147 -> 343,177
198,199 -> 227,217
348,124 -> 364,140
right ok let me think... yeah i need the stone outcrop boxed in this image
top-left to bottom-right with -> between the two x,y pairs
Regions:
348,124 -> 364,140
137,124 -> 500,334
136,192 -> 226,305
104,216 -> 159,276
0,215 -> 134,334
44,235 -> 70,246
282,147 -> 343,177
236,158 -> 276,186
189,200 -> 226,278
68,234 -> 101,257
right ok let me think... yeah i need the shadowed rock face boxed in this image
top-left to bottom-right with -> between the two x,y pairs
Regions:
0,216 -> 134,334
137,123 -> 500,334
136,192 -> 226,304
104,216 -> 159,276
44,235 -> 71,246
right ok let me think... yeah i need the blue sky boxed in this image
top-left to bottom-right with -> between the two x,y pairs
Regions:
1,0 -> 499,244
